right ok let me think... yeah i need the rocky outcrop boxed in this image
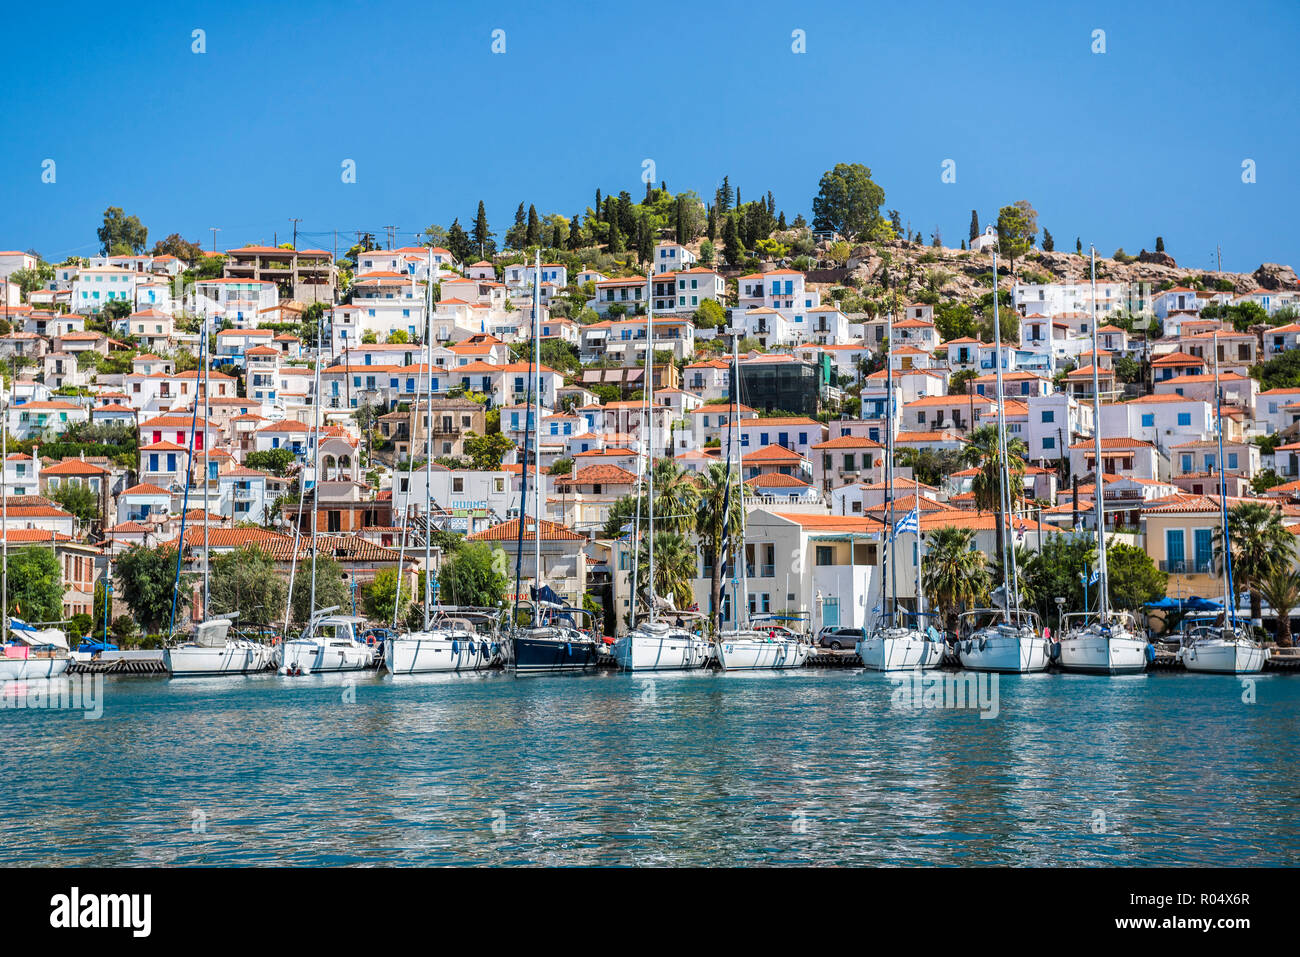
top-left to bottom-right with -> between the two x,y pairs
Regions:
1137,249 -> 1177,267
832,239 -> 1295,304
1252,263 -> 1299,290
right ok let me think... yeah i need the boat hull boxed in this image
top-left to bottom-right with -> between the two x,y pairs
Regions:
715,638 -> 808,671
164,642 -> 272,677
274,640 -> 374,675
958,631 -> 1049,673
1057,635 -> 1148,674
0,656 -> 70,680
856,635 -> 945,672
512,634 -> 598,675
613,632 -> 709,671
1182,639 -> 1267,674
384,635 -> 499,674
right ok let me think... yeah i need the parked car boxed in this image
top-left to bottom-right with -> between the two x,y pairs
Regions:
818,627 -> 863,650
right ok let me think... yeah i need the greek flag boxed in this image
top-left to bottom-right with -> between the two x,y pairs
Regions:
891,507 -> 919,540
1080,567 -> 1099,586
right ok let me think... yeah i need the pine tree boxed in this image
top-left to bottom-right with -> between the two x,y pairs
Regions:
1155,236 -> 1165,253
716,176 -> 732,215
568,213 -> 584,250
792,213 -> 807,229
607,217 -> 624,254
1042,229 -> 1054,252
969,210 -> 979,242
778,211 -> 787,230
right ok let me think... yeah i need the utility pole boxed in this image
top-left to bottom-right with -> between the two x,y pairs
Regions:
290,218 -> 302,250
1216,245 -> 1222,274
210,227 -> 221,253
383,226 -> 398,250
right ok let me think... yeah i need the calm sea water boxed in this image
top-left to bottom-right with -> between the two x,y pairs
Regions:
2,668 -> 1298,866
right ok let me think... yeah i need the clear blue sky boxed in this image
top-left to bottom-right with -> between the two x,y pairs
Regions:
4,0 -> 1298,273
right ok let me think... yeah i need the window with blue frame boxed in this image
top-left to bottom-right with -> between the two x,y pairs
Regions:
1194,528 -> 1213,571
1166,529 -> 1185,567
1177,412 -> 1191,426
1042,410 -> 1055,423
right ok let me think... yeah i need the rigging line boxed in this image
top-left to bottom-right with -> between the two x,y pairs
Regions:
167,323 -> 206,638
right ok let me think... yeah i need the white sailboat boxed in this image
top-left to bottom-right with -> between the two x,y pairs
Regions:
165,311 -> 273,677
382,250 -> 496,674
1181,328 -> 1267,675
274,315 -> 374,675
713,320 -> 808,671
857,304 -> 943,672
958,247 -> 1048,673
164,616 -> 271,676
614,272 -> 710,672
1,618 -> 71,679
1058,247 -> 1150,675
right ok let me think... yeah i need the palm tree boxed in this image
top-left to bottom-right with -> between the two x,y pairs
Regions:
1215,502 -> 1294,623
696,462 -> 744,634
1256,558 -> 1300,647
636,531 -> 697,614
965,423 -> 1028,560
922,526 -> 990,634
650,457 -> 700,536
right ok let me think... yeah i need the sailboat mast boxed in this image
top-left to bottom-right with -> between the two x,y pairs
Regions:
309,313 -> 322,618
423,249 -> 435,629
989,248 -> 1019,623
734,322 -> 747,626
532,249 -> 541,606
1211,328 -> 1236,626
2,383 -> 6,641
913,474 -> 923,624
646,268 -> 655,623
886,302 -> 897,623
1088,247 -> 1109,621
202,314 -> 210,620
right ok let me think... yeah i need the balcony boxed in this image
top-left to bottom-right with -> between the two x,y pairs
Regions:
1160,559 -> 1216,574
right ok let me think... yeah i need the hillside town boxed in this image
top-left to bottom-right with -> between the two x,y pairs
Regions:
5,168 -> 1300,646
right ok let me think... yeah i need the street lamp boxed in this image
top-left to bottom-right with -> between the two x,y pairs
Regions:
1054,596 -> 1066,637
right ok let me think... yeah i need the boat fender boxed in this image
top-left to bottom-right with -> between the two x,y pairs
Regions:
480,641 -> 489,657
963,640 -> 972,654
978,637 -> 987,652
1144,643 -> 1156,662
566,642 -> 572,657
491,642 -> 500,657
452,639 -> 459,655
1047,641 -> 1060,661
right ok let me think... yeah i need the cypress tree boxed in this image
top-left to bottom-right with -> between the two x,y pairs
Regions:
472,201 -> 493,258
525,204 -> 540,247
969,210 -> 979,241
723,213 -> 743,266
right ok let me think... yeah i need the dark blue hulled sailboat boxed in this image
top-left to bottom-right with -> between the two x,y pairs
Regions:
507,251 -> 599,675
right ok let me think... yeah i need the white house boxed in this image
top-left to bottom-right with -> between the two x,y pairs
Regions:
653,241 -> 697,275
